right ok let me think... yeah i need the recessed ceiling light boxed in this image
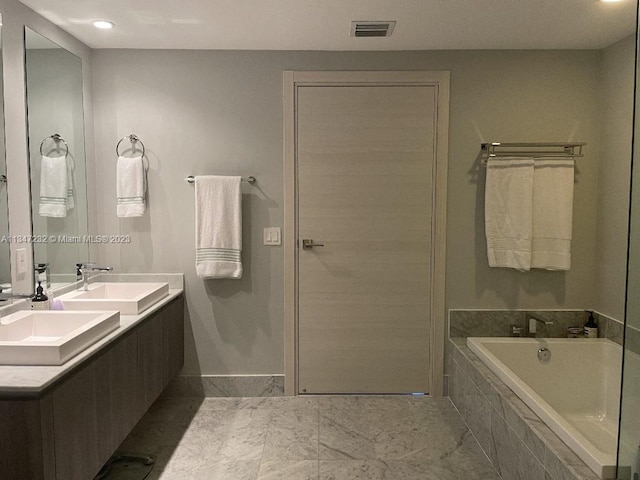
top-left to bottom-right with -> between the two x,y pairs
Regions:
91,20 -> 115,30
600,0 -> 623,3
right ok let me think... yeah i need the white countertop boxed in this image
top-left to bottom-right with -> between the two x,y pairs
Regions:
0,273 -> 184,397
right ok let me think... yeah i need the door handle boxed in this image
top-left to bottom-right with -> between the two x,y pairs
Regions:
302,239 -> 325,250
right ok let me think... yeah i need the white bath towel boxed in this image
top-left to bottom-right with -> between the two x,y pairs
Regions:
39,155 -> 69,217
485,157 -> 535,270
531,158 -> 574,270
117,155 -> 146,217
195,175 -> 243,279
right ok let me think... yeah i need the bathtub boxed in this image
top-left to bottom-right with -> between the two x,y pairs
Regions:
467,337 -> 622,479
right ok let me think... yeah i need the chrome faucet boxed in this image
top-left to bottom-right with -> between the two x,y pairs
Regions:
527,314 -> 554,337
77,263 -> 113,290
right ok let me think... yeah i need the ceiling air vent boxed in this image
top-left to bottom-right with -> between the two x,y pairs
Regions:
350,21 -> 396,38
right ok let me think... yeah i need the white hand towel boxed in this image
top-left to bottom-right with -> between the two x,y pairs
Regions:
195,176 -> 243,279
485,157 -> 535,270
531,158 -> 574,270
39,155 -> 69,217
117,155 -> 145,217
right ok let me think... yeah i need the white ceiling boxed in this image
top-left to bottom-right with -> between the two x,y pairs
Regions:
18,0 -> 638,50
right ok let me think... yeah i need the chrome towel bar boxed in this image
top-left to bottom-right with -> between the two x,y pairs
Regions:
185,175 -> 256,185
481,142 -> 585,164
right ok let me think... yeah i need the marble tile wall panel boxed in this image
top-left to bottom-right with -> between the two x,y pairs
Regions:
450,309 -> 624,344
448,338 -> 601,480
623,324 -> 640,355
449,310 -> 523,338
595,312 -> 624,346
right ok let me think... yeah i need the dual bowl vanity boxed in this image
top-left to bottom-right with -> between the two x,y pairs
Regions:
0,281 -> 170,365
0,8 -> 186,480
0,275 -> 185,480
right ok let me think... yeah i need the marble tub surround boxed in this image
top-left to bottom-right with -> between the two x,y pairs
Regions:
449,309 -> 623,344
162,374 -> 285,398
117,394 -> 501,480
595,312 -> 624,346
449,337 -> 600,480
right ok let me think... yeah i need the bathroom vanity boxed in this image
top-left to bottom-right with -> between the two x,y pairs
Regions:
0,283 -> 184,480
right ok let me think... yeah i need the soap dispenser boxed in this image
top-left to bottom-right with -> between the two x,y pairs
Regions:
584,311 -> 598,338
31,281 -> 49,310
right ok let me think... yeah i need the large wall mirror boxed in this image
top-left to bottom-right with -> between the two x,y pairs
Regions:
0,14 -> 11,294
25,27 -> 89,288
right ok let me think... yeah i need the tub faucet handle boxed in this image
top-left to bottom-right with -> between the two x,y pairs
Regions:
528,316 -> 553,336
511,325 -> 524,337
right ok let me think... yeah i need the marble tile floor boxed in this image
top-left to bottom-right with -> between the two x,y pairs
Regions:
115,395 -> 502,480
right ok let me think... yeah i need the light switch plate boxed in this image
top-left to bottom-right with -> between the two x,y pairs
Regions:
16,248 -> 27,274
263,227 -> 281,246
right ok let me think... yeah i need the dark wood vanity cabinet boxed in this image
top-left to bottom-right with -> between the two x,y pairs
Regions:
0,295 -> 184,480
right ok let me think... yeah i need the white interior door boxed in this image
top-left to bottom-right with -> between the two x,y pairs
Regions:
296,84 -> 436,394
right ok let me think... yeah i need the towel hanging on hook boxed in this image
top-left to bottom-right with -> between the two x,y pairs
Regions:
116,133 -> 147,217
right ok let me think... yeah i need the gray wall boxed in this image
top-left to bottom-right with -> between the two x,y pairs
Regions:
91,49 -> 606,376
595,35 -> 635,322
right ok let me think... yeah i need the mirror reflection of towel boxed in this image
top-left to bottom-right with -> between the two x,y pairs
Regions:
39,155 -> 72,217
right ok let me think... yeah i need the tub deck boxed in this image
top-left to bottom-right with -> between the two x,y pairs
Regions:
467,337 -> 621,479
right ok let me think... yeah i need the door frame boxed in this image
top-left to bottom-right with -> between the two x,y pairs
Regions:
283,71 -> 450,396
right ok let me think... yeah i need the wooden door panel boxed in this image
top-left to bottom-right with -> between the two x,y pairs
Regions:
297,85 -> 435,394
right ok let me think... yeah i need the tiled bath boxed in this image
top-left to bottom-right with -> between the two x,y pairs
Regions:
447,309 -> 625,480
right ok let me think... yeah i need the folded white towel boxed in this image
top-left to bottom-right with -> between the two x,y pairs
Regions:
531,158 -> 574,270
485,158 -> 535,271
117,155 -> 145,217
195,175 -> 242,279
39,155 -> 69,217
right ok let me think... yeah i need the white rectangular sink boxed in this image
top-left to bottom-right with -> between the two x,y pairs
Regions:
0,310 -> 120,365
59,282 -> 169,315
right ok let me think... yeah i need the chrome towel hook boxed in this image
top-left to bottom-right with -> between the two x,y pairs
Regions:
116,133 -> 146,158
40,133 -> 69,158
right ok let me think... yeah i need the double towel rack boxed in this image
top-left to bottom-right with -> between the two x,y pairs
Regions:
481,142 -> 585,164
40,133 -> 69,157
186,175 -> 257,185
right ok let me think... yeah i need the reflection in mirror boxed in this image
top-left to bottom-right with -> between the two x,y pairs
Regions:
25,27 -> 88,289
0,14 -> 11,296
